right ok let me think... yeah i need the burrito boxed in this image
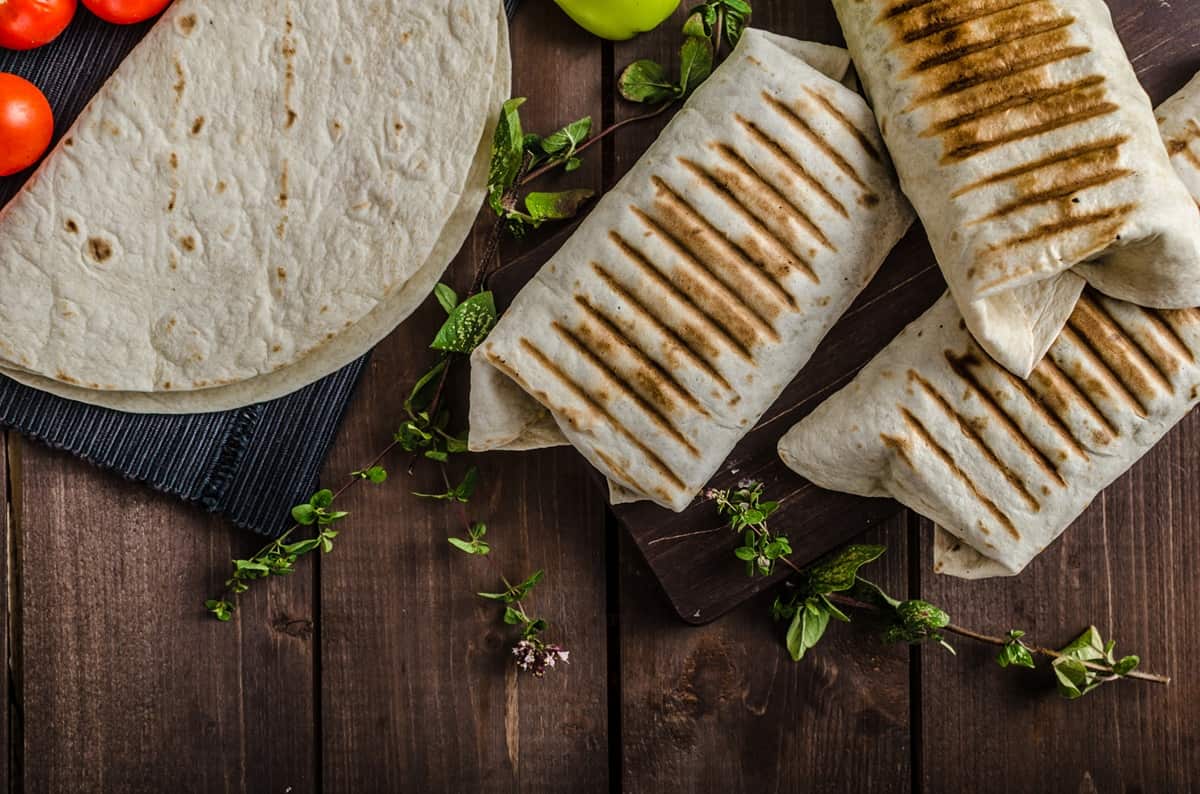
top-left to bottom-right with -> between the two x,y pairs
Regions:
832,0 -> 1200,377
0,0 -> 502,402
778,70 -> 1200,578
469,30 -> 914,511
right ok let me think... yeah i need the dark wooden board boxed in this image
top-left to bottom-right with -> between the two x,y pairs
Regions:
493,0 -> 1200,626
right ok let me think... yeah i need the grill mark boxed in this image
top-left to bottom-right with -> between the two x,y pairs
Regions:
801,86 -> 882,163
908,14 -> 1074,73
1177,143 -> 1200,172
895,0 -> 1052,45
997,203 -> 1134,249
881,0 -> 940,19
971,167 -> 1132,223
518,338 -> 687,491
762,93 -> 874,195
941,99 -> 1119,163
551,322 -> 701,458
1069,296 -> 1173,399
590,261 -> 734,392
736,115 -> 848,218
1057,324 -> 1148,418
676,158 -> 821,284
975,350 -> 1089,461
881,433 -> 915,468
900,407 -> 1021,540
1139,306 -> 1198,366
593,449 -> 648,499
572,295 -> 709,418
1031,355 -> 1118,442
909,371 -> 1041,510
712,143 -> 836,254
911,45 -> 1092,106
926,75 -> 1106,136
945,351 -> 1069,485
651,175 -> 800,309
623,215 -> 774,353
952,136 -> 1127,197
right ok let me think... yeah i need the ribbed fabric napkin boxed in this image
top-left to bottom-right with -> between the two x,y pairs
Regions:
0,0 -> 518,535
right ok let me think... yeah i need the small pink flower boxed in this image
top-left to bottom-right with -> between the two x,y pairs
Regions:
512,639 -> 570,677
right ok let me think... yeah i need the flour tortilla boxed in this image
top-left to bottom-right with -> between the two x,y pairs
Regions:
470,30 -> 914,511
0,0 -> 499,397
833,0 -> 1200,378
780,70 -> 1200,579
0,12 -> 510,414
931,69 -> 1200,578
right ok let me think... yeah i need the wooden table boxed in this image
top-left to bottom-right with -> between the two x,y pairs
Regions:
4,2 -> 1200,792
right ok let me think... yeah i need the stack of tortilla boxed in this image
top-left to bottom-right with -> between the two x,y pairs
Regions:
0,0 -> 510,413
469,30 -> 914,511
779,70 -> 1200,578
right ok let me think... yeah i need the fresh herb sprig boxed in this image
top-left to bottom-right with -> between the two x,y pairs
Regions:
705,482 -> 1169,696
618,0 -> 749,104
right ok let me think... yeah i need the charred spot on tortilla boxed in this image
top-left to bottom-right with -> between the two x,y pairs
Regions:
176,14 -> 197,35
179,235 -> 196,252
190,117 -> 205,135
64,219 -> 78,234
85,237 -> 113,264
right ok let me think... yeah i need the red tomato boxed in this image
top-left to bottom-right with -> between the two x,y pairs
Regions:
0,73 -> 53,176
0,0 -> 77,50
81,0 -> 169,24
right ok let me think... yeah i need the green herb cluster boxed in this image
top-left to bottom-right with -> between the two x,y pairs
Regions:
488,98 -> 595,238
618,0 -> 750,104
707,482 -> 1164,697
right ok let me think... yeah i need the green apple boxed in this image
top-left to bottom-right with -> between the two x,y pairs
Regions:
552,0 -> 681,41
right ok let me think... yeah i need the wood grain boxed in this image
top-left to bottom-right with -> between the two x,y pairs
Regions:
13,439 -> 317,794
619,520 -> 913,793
316,8 -> 610,792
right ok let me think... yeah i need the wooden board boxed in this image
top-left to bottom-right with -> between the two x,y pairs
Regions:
492,0 -> 1200,626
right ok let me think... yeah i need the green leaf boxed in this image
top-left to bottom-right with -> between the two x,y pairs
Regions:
820,594 -> 850,623
1059,626 -> 1107,663
404,359 -> 447,417
524,618 -> 548,638
996,640 -> 1036,670
804,544 -> 887,594
518,569 -> 545,594
733,546 -> 757,561
431,291 -> 497,354
682,11 -> 708,38
1052,657 -> 1093,700
541,116 -> 592,155
488,97 -> 526,214
205,599 -> 233,621
310,489 -> 334,509
523,189 -> 594,224
434,283 -> 458,315
722,0 -> 752,14
448,537 -> 479,555
618,59 -> 677,104
291,503 -> 317,525
477,591 -> 507,601
564,156 -> 582,172
503,607 -> 525,625
1114,655 -> 1140,676
678,35 -> 714,97
364,466 -> 388,483
786,599 -> 831,662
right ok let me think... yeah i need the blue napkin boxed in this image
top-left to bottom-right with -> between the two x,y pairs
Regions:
0,1 -> 519,535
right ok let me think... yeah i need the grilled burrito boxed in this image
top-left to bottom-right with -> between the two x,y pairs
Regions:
469,30 -> 914,511
778,70 -> 1200,578
832,0 -> 1200,377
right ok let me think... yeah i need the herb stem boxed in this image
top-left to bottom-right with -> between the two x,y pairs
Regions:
518,101 -> 676,187
823,593 -> 1170,685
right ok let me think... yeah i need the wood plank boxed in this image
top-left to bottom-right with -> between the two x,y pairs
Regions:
917,415 -> 1200,790
317,8 -> 610,791
917,5 -> 1200,790
14,438 -> 317,794
619,518 -> 912,792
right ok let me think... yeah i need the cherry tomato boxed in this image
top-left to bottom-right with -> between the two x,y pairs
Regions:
0,73 -> 53,176
0,0 -> 77,50
81,0 -> 169,24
